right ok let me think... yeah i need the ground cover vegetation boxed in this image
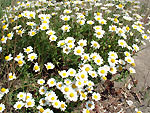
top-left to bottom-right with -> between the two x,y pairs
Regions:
0,0 -> 150,112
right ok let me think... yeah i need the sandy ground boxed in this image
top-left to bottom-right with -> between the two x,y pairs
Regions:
134,42 -> 150,91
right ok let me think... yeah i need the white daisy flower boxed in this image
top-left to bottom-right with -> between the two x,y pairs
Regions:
40,23 -> 49,31
33,62 -> 40,72
37,79 -> 45,85
59,70 -> 69,78
25,99 -> 35,108
92,92 -> 101,101
17,92 -> 26,101
43,109 -> 54,113
45,62 -> 55,70
74,46 -> 84,56
5,54 -> 13,61
98,67 -> 108,76
91,40 -> 100,49
61,25 -> 71,32
67,68 -> 76,77
0,88 -> 9,95
8,73 -> 16,81
39,86 -> 47,95
49,35 -> 57,42
14,101 -> 24,110
118,39 -> 127,48
129,67 -> 136,73
1,36 -> 7,43
77,39 -> 87,47
47,78 -> 56,87
0,103 -> 5,112
85,101 -> 95,110
24,46 -> 33,54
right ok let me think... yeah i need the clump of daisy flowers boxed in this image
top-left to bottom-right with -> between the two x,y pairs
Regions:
0,0 -> 149,112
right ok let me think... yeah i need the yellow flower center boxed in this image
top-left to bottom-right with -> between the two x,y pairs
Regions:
64,87 -> 69,92
97,32 -> 101,35
114,18 -> 118,22
18,30 -> 22,34
26,96 -> 30,99
131,63 -> 136,67
5,56 -> 9,60
18,60 -> 23,65
127,59 -> 131,63
119,30 -> 123,34
17,104 -> 22,109
72,84 -> 77,89
85,67 -> 90,72
86,109 -> 90,113
70,93 -> 74,97
94,95 -> 98,99
34,66 -> 39,70
110,68 -> 114,72
2,25 -> 7,29
27,102 -> 32,106
42,26 -> 47,30
31,56 -> 35,59
118,4 -> 123,8
81,74 -> 85,78
78,81 -> 82,85
64,17 -> 68,21
102,76 -> 107,80
7,33 -> 11,38
20,94 -> 23,98
70,71 -> 74,75
26,48 -> 30,52
92,56 -> 96,59
120,42 -> 124,45
50,81 -> 54,84
82,93 -> 86,98
77,49 -> 81,54
29,14 -> 34,17
97,59 -> 100,63
31,32 -> 35,35
1,37 -> 5,41
79,21 -> 83,24
137,111 -> 141,113
69,45 -> 72,48
51,37 -> 55,40
41,89 -> 45,92
51,97 -> 55,101
111,59 -> 115,63
0,107 -> 2,111
60,43 -> 65,46
42,100 -> 45,104
88,103 -> 92,107
97,17 -> 101,20
62,73 -> 66,77
94,43 -> 97,47
61,104 -> 65,108
55,102 -> 59,106
64,27 -> 68,30
44,20 -> 49,24
101,21 -> 104,24
39,108 -> 44,112
126,27 -> 130,31
17,56 -> 21,59
84,56 -> 88,60
9,75 -> 13,79
100,70 -> 105,74
112,27 -> 116,31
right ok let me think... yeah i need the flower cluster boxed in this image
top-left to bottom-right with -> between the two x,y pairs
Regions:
0,0 -> 149,112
